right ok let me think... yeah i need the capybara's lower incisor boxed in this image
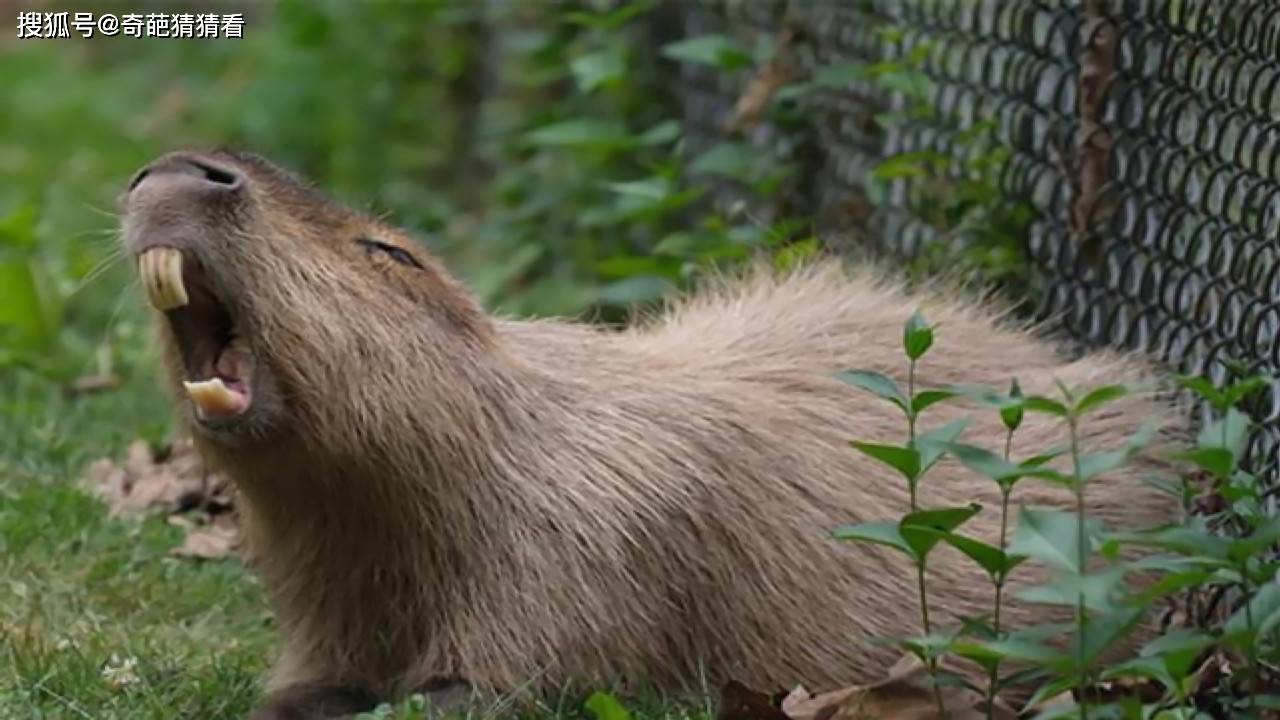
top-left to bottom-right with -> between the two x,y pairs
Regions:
119,149 -> 1180,717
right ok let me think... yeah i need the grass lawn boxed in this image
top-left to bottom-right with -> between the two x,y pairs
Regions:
0,355 -> 709,719
1,364 -> 272,719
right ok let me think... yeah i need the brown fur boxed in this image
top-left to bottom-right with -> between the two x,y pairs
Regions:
120,149 -> 1181,709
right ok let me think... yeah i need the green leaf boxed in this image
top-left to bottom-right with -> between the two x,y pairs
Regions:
1070,606 -> 1144,668
570,50 -> 625,92
638,120 -> 681,146
1224,582 -> 1280,648
1073,384 -> 1131,415
596,276 -> 673,307
1022,395 -> 1068,417
594,255 -> 673,280
660,34 -> 751,71
688,141 -> 767,179
1174,374 -> 1226,408
604,177 -> 671,201
1228,516 -> 1280,561
835,370 -> 908,412
1008,507 -> 1086,573
977,637 -> 1074,674
911,389 -> 957,414
1224,375 -> 1270,407
1138,628 -> 1214,678
899,632 -> 958,661
1171,447 -> 1234,478
1098,656 -> 1177,697
1017,566 -> 1126,611
899,504 -> 981,560
832,521 -> 915,560
584,691 -> 631,720
1131,566 -> 1216,603
903,310 -> 933,360
0,259 -> 55,349
562,1 -> 653,30
1076,448 -> 1129,481
1076,422 -> 1156,481
871,153 -> 931,182
915,418 -> 970,473
850,441 -> 920,482
1197,408 -> 1250,458
1114,519 -> 1232,560
1023,675 -> 1081,712
944,442 -> 1022,481
0,204 -> 38,249
810,61 -> 869,88
942,533 -> 1023,578
525,119 -> 631,149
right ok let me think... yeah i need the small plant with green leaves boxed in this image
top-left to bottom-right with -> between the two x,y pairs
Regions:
833,310 -> 974,713
829,312 -> 1280,719
1105,372 -> 1280,717
966,382 -> 1155,720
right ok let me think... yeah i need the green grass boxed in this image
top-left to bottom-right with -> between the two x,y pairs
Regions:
0,358 -> 270,719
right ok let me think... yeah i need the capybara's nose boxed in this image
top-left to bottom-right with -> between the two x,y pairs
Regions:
126,153 -> 244,202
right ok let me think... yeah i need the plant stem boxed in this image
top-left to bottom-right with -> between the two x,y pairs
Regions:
906,358 -> 943,717
908,358 -> 918,439
916,564 -> 932,635
985,430 -> 1015,720
908,358 -> 918,511
1067,412 -> 1089,720
916,561 -> 947,717
1241,567 -> 1258,712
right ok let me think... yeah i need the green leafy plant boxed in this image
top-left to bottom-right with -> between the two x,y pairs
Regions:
779,25 -> 1036,300
834,311 -> 973,714
834,312 -> 1279,719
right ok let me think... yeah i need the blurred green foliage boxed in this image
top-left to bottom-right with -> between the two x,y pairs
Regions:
0,0 -> 807,390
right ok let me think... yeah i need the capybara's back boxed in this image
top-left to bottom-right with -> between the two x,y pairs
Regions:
476,263 -> 1177,694
121,150 -> 1180,715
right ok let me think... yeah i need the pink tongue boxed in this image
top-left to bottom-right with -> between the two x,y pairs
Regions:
214,341 -> 250,381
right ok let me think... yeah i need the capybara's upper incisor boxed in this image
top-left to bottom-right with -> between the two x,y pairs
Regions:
120,149 -> 1179,706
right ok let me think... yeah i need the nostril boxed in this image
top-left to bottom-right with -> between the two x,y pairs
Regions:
128,155 -> 244,197
192,160 -> 241,187
127,168 -> 151,192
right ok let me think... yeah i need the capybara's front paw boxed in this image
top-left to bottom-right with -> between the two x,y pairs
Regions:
248,683 -> 376,720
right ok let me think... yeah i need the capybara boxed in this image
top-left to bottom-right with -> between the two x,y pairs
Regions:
119,149 -> 1179,718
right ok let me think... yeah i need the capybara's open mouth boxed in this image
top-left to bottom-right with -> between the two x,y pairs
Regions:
137,246 -> 253,421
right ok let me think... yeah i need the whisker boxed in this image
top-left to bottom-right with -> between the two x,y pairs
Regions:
80,278 -> 142,378
81,202 -> 121,223
66,249 -> 126,300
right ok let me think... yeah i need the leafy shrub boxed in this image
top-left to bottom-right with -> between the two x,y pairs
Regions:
836,313 -> 1277,718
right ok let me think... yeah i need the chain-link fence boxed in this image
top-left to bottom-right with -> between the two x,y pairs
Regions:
676,0 -> 1280,479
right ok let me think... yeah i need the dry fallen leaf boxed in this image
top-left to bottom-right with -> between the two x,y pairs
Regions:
173,523 -> 238,560
781,684 -> 856,720
832,655 -> 1013,720
766,655 -> 1017,720
83,437 -> 240,560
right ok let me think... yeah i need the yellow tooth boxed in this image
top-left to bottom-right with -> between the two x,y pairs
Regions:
182,378 -> 245,417
138,248 -> 189,310
163,248 -> 188,308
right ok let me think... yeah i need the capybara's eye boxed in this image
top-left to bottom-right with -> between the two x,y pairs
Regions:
355,237 -> 423,269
